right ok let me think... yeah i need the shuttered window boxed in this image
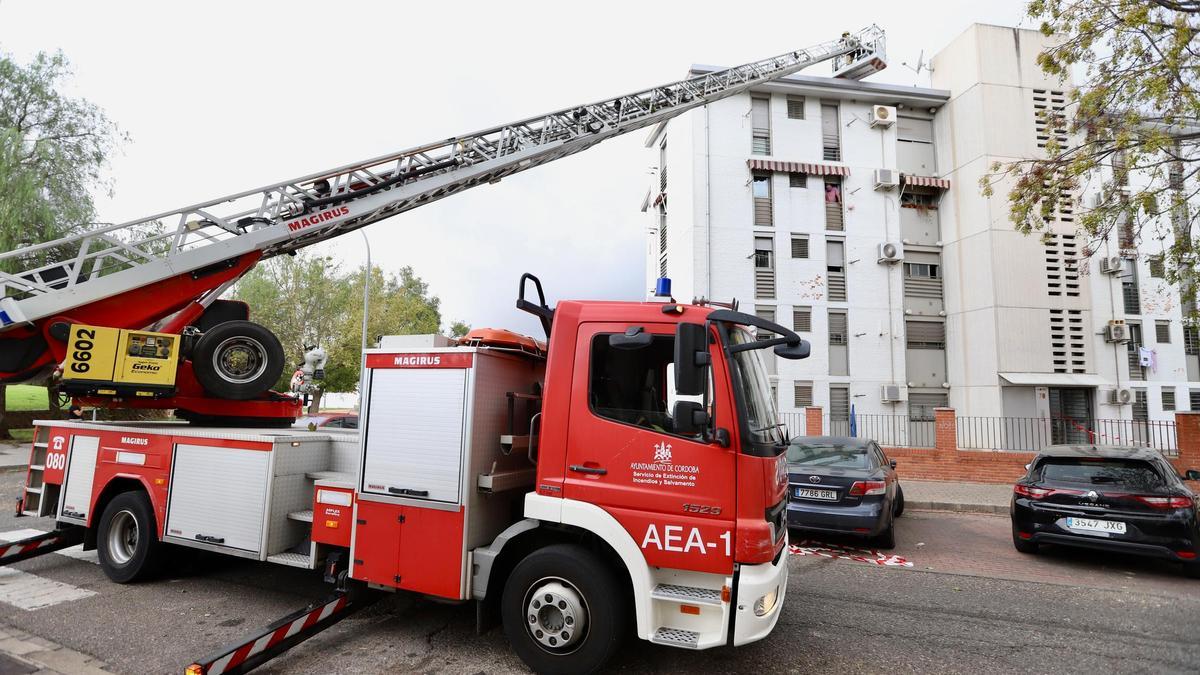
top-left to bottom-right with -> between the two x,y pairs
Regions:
791,234 -> 809,259
752,171 -> 773,227
751,95 -> 771,155
904,260 -> 943,299
754,235 -> 775,299
897,117 -> 933,144
829,385 -> 850,420
827,239 -> 846,302
906,321 -> 945,349
794,381 -> 813,407
1133,389 -> 1148,421
786,96 -> 805,119
1186,325 -> 1200,356
1163,388 -> 1176,411
1156,321 -> 1171,344
1149,256 -> 1165,278
821,102 -> 840,161
828,310 -> 848,345
755,306 -> 776,339
1191,389 -> 1200,411
793,306 -> 812,332
789,172 -> 807,188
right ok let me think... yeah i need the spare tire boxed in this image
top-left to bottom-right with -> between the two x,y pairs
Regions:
192,320 -> 285,400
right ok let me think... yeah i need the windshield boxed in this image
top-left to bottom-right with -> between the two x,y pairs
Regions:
788,443 -> 870,468
1038,458 -> 1165,490
728,328 -> 786,445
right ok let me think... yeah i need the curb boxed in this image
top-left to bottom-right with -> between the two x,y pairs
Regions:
908,500 -> 1008,516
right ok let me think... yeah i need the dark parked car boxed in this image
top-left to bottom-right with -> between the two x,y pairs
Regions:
785,437 -> 905,548
1011,445 -> 1200,578
293,412 -> 359,430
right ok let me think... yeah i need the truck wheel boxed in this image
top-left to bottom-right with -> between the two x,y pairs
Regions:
97,491 -> 164,583
192,321 -> 284,400
502,544 -> 624,675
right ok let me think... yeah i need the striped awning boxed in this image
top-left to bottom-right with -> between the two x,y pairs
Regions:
903,174 -> 951,189
746,159 -> 850,176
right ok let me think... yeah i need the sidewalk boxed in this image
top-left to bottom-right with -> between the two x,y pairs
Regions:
0,441 -> 28,473
0,623 -> 111,674
903,479 -> 1012,515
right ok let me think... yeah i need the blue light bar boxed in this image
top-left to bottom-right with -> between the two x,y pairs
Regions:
655,277 -> 672,298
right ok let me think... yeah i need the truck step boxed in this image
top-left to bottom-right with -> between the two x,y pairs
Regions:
650,627 -> 701,649
266,552 -> 314,569
305,471 -> 355,484
287,510 -> 314,523
651,584 -> 722,607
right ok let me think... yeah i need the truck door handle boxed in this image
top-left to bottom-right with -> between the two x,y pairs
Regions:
569,464 -> 607,476
195,534 -> 225,544
388,487 -> 429,497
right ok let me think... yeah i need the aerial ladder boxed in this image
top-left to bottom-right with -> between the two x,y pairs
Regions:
0,27 -> 886,425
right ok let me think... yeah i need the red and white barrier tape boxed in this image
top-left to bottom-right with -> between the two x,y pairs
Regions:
789,540 -> 913,567
206,596 -> 346,675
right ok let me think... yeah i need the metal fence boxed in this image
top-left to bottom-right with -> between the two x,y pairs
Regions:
780,413 -> 936,448
956,417 -> 1178,456
780,412 -> 1178,456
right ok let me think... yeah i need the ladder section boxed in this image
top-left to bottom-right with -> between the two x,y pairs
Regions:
0,27 -> 885,331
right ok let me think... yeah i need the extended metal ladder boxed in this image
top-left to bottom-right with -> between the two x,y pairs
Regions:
0,26 -> 884,333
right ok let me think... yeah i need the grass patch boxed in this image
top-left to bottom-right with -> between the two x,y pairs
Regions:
6,385 -> 50,411
9,428 -> 34,443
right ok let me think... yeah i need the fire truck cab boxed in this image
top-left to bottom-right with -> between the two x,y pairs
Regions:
18,279 -> 808,673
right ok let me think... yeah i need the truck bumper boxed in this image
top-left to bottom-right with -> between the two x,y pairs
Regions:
731,547 -> 788,646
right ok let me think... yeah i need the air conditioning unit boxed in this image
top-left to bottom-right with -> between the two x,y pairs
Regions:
1104,319 -> 1129,343
1099,256 -> 1124,275
869,105 -> 896,128
877,241 -> 903,264
1108,387 -> 1135,405
873,168 -> 899,191
880,384 -> 904,402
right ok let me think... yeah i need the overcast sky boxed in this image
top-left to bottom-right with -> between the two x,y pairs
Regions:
0,0 -> 1027,337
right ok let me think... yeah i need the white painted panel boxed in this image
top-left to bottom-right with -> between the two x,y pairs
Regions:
166,444 -> 270,553
362,368 -> 466,503
60,436 -> 99,523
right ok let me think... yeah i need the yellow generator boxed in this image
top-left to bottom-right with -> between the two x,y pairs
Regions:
61,324 -> 180,398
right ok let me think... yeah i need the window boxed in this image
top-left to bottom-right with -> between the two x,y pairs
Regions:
1191,389 -> 1200,411
1186,324 -> 1200,356
821,102 -> 840,161
752,171 -> 773,227
791,234 -> 809,259
789,172 -> 807,188
1132,388 -> 1148,421
909,392 -> 947,422
793,381 -> 813,407
1156,321 -> 1171,344
1149,255 -> 1165,279
1127,322 -> 1144,380
751,95 -> 771,155
1112,149 -> 1129,186
1120,258 -> 1140,315
900,190 -> 937,209
754,235 -> 775,299
793,306 -> 812,332
826,239 -> 846,301
904,258 -> 943,300
755,306 -> 776,339
904,262 -> 940,278
829,385 -> 850,424
906,321 -> 945,350
786,95 -> 805,120
588,333 -> 699,438
824,177 -> 844,231
828,310 -> 848,345
1162,388 -> 1176,411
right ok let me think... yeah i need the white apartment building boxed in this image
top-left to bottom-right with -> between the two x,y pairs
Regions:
642,23 -> 1200,435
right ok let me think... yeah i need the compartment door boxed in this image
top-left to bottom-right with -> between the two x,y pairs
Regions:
59,435 -> 100,524
165,444 -> 270,554
361,368 -> 467,503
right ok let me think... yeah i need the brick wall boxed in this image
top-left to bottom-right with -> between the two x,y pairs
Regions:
801,407 -> 1200,485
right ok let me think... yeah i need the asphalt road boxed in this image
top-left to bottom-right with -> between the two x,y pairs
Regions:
2,469 -> 1199,675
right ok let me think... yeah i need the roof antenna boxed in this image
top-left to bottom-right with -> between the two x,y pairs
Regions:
901,50 -> 933,75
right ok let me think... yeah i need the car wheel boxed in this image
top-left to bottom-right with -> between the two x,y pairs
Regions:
502,544 -> 624,675
191,320 -> 285,400
893,485 -> 905,518
1012,531 -> 1039,555
874,520 -> 896,550
97,491 -> 165,583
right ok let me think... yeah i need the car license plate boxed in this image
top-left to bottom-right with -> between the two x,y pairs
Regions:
795,487 -> 837,501
1065,517 -> 1126,534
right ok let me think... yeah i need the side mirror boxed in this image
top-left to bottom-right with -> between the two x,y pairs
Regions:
889,459 -> 897,469
673,400 -> 710,436
609,326 -> 652,350
1184,469 -> 1200,481
773,339 -> 811,360
674,322 -> 709,396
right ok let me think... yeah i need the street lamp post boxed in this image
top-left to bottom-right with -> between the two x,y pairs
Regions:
358,230 -> 371,408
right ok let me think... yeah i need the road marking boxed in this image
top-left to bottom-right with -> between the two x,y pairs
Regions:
0,568 -> 97,610
0,528 -> 48,542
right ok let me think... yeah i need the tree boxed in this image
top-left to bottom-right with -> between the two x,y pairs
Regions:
448,320 -> 471,338
983,1 -> 1199,318
0,51 -> 125,438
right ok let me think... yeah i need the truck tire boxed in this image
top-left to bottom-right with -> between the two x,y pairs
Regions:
502,544 -> 624,675
96,491 -> 165,583
191,321 -> 285,400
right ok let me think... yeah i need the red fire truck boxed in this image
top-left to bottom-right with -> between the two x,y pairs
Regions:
0,29 -> 887,674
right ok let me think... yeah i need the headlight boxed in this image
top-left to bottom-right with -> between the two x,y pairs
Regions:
754,586 -> 779,617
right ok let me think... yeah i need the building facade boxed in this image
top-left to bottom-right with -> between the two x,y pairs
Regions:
642,24 -> 1199,439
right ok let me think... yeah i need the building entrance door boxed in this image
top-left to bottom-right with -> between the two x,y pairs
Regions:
1048,387 -> 1093,444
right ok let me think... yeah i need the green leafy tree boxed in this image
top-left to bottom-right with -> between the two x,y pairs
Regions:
448,320 -> 471,338
0,51 -> 125,437
983,1 -> 1199,318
